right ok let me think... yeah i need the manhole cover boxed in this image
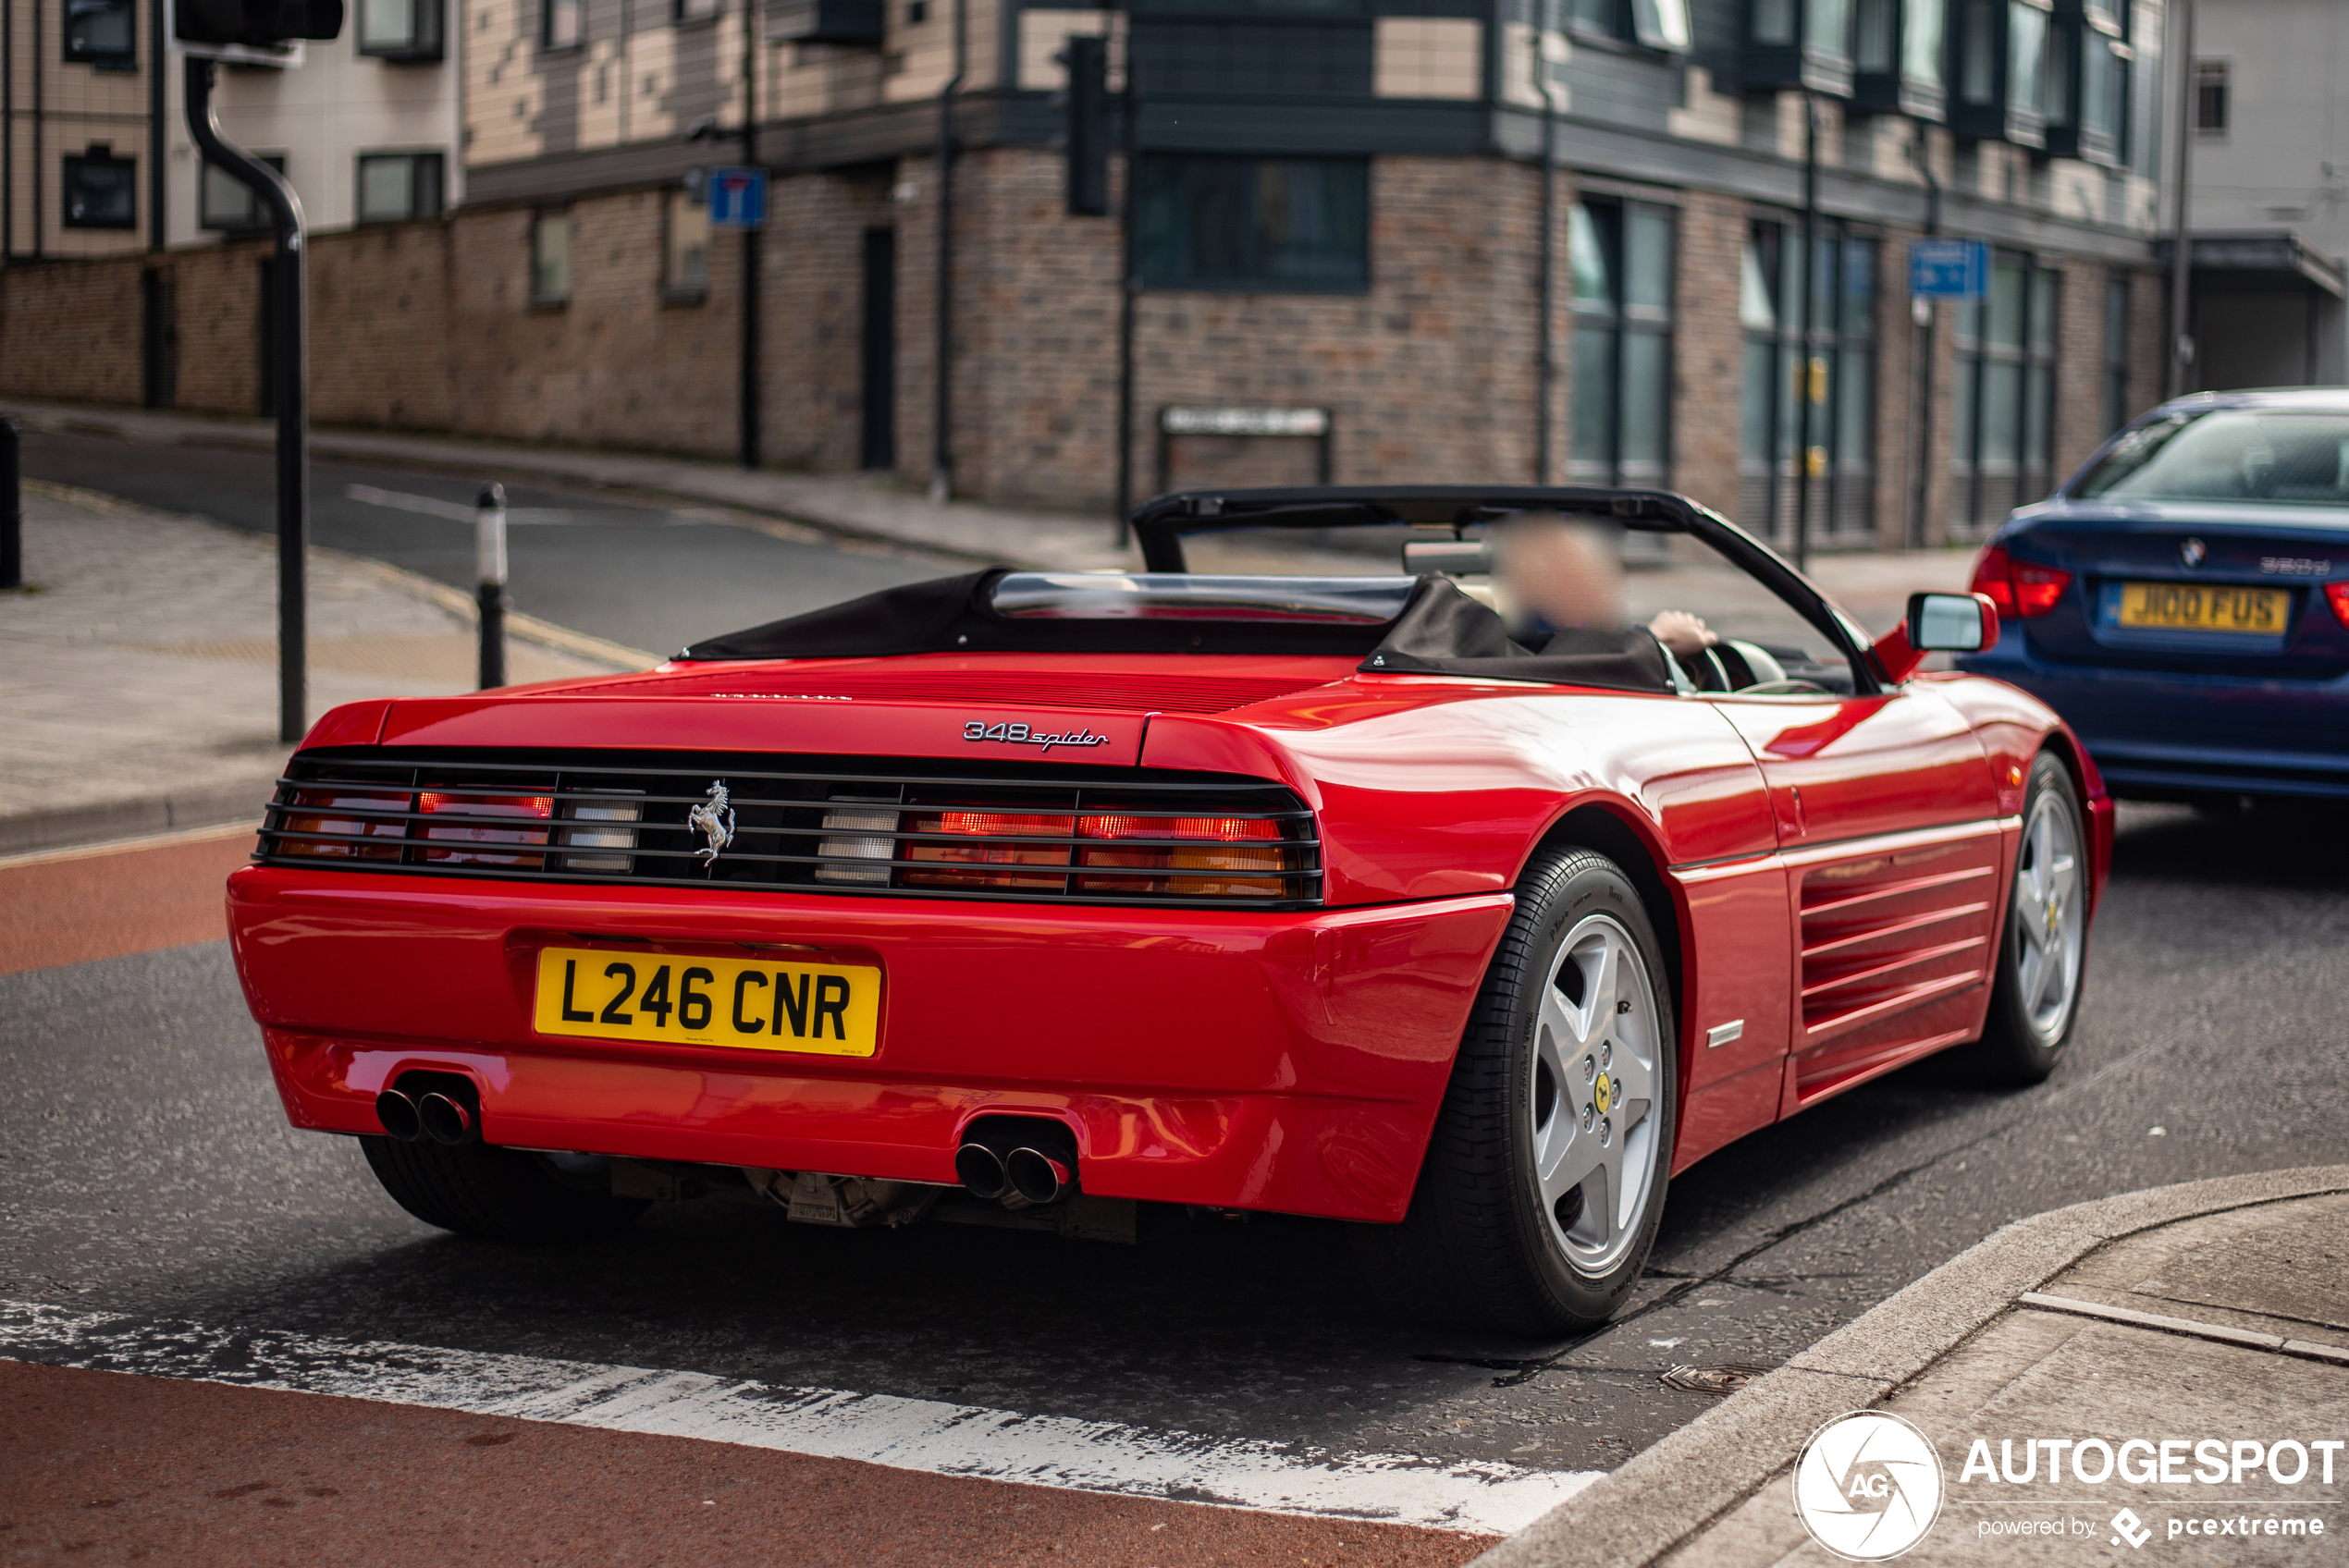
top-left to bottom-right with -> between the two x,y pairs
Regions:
1660,1363 -> 1773,1394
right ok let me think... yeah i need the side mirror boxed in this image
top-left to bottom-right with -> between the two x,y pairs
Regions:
1909,592 -> 1999,653
1871,592 -> 1999,683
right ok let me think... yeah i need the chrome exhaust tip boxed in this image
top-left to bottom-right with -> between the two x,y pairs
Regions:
417,1091 -> 476,1146
375,1089 -> 423,1142
1005,1146 -> 1075,1206
954,1142 -> 1008,1200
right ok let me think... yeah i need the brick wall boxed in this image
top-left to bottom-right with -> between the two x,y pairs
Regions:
0,161 -> 2172,541
2051,259 -> 2110,485
1672,190 -> 1744,521
0,256 -> 144,405
168,239 -> 268,416
448,192 -> 744,457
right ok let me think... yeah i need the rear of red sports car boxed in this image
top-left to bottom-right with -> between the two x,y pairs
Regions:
226,644 -> 1525,1232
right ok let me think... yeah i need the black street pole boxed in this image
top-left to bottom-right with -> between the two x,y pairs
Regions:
1792,89 -> 1818,574
1908,121 -> 1940,550
739,0 -> 760,469
1113,44 -> 1138,544
187,56 -> 306,743
2166,0 -> 2195,399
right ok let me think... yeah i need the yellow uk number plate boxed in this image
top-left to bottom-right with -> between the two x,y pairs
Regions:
534,946 -> 880,1057
2115,581 -> 2290,634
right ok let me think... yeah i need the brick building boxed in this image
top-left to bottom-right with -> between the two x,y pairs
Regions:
6,0 -> 2181,547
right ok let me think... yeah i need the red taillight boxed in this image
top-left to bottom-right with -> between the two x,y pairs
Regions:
416,790 -> 554,867
896,809 -> 1297,896
1969,544 -> 2072,619
901,811 -> 1076,890
275,787 -> 409,859
2326,582 -> 2349,628
1968,545 -> 2018,617
1075,814 -> 1287,898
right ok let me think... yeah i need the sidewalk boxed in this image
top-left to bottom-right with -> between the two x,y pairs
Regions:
0,397 -> 1977,630
0,482 -> 633,855
1477,1166 -> 2349,1565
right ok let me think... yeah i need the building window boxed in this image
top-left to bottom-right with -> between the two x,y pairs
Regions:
2103,274 -> 2131,435
1737,220 -> 1876,545
1748,0 -> 1854,94
531,212 -> 573,304
201,154 -> 287,231
356,153 -> 443,224
675,0 -> 720,19
1853,0 -> 1947,120
358,0 -> 444,59
2045,3 -> 2127,166
1568,199 -> 1674,488
1138,156 -> 1370,292
1950,252 -> 2058,533
2193,58 -> 2227,134
664,186 -> 710,297
65,0 -> 135,67
1950,0 -> 2052,147
63,150 -> 135,228
544,0 -> 582,47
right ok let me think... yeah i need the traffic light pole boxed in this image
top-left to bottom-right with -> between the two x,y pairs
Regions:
186,56 -> 308,744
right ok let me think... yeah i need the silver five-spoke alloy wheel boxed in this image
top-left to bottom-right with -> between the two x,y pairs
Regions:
2011,784 -> 2085,1045
1529,911 -> 1662,1276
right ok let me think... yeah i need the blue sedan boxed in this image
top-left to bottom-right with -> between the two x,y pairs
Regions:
1958,388 -> 2349,802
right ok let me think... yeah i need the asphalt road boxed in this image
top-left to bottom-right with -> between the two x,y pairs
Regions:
3,802 -> 2343,1490
22,428 -> 947,658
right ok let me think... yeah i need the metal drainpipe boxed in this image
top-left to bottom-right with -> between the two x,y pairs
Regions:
929,0 -> 966,503
148,0 -> 166,251
1792,88 -> 1817,573
1532,4 -> 1560,486
2165,0 -> 2195,399
739,0 -> 760,469
1908,120 -> 1939,549
5,0 -> 13,260
31,0 -> 42,259
1113,22 -> 1138,542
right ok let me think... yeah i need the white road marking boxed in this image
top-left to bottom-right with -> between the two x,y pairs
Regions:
0,1301 -> 1597,1535
344,484 -> 662,526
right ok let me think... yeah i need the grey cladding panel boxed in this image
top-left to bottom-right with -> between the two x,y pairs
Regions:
1560,48 -> 1678,132
1130,18 -> 1374,98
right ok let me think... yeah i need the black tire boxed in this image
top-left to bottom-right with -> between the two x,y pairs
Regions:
1355,847 -> 1678,1336
1968,752 -> 2090,1085
361,1137 -> 649,1242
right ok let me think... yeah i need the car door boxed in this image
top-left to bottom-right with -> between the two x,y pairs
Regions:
1703,685 -> 2004,1113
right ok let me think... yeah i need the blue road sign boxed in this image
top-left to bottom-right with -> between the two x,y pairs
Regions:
707,167 -> 767,229
1909,238 -> 1988,300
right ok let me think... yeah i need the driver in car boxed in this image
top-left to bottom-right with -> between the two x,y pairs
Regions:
1497,510 -> 1718,658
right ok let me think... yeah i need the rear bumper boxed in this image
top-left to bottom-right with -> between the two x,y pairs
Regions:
1960,648 -> 2349,800
226,867 -> 1514,1224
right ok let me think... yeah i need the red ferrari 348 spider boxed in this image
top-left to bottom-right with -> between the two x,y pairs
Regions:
227,487 -> 2110,1334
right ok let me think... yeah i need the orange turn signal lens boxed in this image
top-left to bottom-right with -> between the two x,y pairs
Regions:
275,787 -> 410,860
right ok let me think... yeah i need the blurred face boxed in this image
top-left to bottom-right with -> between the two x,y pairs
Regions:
1498,514 -> 1627,631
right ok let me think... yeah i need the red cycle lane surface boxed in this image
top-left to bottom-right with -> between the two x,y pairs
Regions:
0,1361 -> 1489,1566
0,826 -> 256,975
0,838 -> 1495,1567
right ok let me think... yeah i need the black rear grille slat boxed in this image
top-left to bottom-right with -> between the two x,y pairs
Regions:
259,749 -> 1325,910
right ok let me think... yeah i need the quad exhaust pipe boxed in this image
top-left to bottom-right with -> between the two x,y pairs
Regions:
375,1084 -> 481,1145
954,1119 -> 1079,1208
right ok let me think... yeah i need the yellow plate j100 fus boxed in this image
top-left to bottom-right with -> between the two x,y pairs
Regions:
2115,581 -> 2290,634
534,947 -> 879,1056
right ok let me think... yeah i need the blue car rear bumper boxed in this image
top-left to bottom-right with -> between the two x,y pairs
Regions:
1959,643 -> 2349,800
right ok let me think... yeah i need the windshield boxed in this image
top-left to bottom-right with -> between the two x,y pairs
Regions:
990,572 -> 1417,623
2075,409 -> 2349,505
